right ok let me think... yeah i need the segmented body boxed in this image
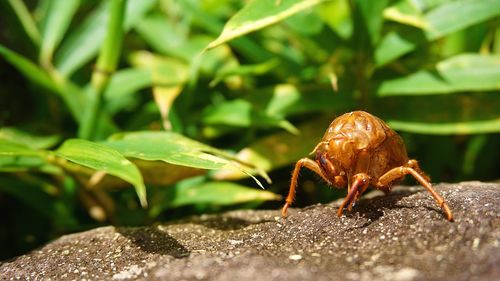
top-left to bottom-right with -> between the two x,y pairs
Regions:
282,110 -> 453,221
316,111 -> 408,190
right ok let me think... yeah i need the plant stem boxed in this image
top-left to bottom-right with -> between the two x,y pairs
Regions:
8,0 -> 41,47
79,0 -> 126,140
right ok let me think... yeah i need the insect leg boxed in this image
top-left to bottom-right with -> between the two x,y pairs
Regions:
406,159 -> 431,182
337,174 -> 369,217
376,163 -> 453,221
282,158 -> 327,218
318,154 -> 345,187
349,179 -> 371,211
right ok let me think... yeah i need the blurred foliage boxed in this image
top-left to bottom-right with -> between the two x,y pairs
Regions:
1,0 -> 499,260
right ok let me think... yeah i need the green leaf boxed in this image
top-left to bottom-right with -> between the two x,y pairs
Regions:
318,0 -> 352,39
376,0 -> 500,66
209,59 -> 279,87
383,0 -> 427,29
39,0 -> 80,65
212,116 -> 331,180
206,0 -> 327,50
374,27 -> 425,66
0,127 -> 60,149
202,99 -> 299,134
134,12 -> 189,59
90,159 -> 205,190
129,52 -> 189,86
7,0 -> 41,45
105,68 -> 152,98
178,1 -> 273,62
378,54 -> 500,96
104,131 -> 270,187
354,0 -> 388,45
104,68 -> 152,114
387,119 -> 500,135
439,23 -> 489,57
56,139 -> 147,207
408,0 -> 500,38
150,177 -> 280,216
284,7 -> 323,35
163,181 -> 281,209
0,156 -> 48,172
0,139 -> 41,157
54,0 -> 156,77
374,93 -> 500,134
0,44 -> 58,92
245,84 -> 356,117
424,0 -> 500,40
128,52 -> 190,130
0,44 -> 87,122
129,37 -> 240,89
0,139 -> 47,172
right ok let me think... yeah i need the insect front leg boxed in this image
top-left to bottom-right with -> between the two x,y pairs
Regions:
337,173 -> 370,217
282,158 -> 329,218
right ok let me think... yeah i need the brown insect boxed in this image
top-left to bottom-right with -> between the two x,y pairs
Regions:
282,111 -> 453,221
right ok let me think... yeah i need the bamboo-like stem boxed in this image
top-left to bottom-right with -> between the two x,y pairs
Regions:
79,0 -> 127,140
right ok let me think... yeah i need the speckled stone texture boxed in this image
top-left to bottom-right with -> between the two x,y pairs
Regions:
1,182 -> 499,281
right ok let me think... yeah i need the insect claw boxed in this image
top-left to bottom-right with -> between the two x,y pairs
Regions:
281,202 -> 290,218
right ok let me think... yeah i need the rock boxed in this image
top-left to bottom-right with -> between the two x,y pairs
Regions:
1,182 -> 499,281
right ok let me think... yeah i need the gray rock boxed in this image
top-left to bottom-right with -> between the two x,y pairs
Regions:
1,182 -> 499,281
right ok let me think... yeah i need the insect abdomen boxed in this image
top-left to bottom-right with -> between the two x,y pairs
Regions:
324,111 -> 390,150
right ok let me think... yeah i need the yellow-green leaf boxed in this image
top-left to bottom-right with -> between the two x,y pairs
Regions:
57,139 -> 147,207
206,0 -> 327,50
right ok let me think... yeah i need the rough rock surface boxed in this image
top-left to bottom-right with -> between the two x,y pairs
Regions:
1,182 -> 499,281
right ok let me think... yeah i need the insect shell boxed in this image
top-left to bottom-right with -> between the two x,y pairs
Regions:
281,111 -> 453,221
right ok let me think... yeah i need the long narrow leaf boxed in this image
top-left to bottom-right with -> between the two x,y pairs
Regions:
0,45 -> 85,122
387,119 -> 500,135
354,0 -> 388,45
39,0 -> 80,66
104,131 -> 270,187
374,93 -> 500,135
202,99 -> 299,134
7,0 -> 41,45
0,44 -> 57,92
165,181 -> 281,209
206,0 -> 327,50
0,127 -> 60,149
54,0 -> 156,77
0,139 -> 41,157
104,68 -> 152,114
378,54 -> 500,95
424,0 -> 500,40
56,139 -> 147,207
375,0 -> 500,66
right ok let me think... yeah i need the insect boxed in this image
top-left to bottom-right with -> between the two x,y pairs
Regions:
281,111 -> 453,221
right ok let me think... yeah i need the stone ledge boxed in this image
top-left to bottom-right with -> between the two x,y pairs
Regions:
1,182 -> 499,281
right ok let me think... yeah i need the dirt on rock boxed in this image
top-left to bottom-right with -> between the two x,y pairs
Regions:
1,182 -> 499,281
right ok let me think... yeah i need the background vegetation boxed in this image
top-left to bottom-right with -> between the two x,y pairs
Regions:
1,0 -> 499,260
